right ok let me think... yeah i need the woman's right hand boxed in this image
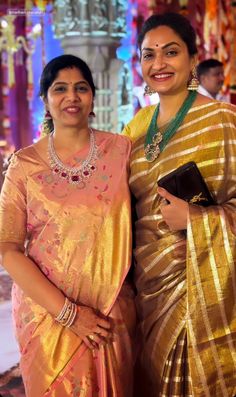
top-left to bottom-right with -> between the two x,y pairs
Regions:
70,305 -> 112,350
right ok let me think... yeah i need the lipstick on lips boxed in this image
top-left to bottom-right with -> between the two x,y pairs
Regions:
151,73 -> 174,82
63,106 -> 80,114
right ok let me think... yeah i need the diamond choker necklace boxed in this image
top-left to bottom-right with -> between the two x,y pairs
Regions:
48,128 -> 98,185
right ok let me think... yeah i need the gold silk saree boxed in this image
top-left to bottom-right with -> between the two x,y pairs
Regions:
123,101 -> 236,396
0,131 -> 136,397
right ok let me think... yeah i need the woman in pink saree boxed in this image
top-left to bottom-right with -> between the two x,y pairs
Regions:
0,55 -> 136,397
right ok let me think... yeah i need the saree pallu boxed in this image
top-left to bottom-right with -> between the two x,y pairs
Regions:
123,101 -> 236,396
0,131 -> 136,397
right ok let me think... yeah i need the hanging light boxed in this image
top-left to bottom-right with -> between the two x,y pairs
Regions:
0,15 -> 41,87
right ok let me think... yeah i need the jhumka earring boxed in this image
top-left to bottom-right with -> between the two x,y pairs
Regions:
89,111 -> 96,117
41,110 -> 53,136
144,84 -> 157,96
44,110 -> 52,120
188,67 -> 199,91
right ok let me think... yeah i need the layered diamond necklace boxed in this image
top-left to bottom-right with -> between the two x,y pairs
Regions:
48,128 -> 98,185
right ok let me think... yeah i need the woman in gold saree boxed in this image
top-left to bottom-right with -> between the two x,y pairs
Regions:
123,13 -> 236,397
0,54 -> 136,397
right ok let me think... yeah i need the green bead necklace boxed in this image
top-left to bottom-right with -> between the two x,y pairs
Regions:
144,90 -> 197,162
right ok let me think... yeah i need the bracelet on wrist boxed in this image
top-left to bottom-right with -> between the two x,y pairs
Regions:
55,297 -> 78,328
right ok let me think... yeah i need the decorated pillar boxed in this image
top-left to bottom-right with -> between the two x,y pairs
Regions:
53,0 -> 134,132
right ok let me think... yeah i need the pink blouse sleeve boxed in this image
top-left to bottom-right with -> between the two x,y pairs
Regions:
0,153 -> 27,244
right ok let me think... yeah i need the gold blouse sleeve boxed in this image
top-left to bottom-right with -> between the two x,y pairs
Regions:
0,153 -> 27,244
122,105 -> 156,141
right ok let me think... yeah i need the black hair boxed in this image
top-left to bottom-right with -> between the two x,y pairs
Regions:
39,54 -> 96,98
138,12 -> 197,56
196,59 -> 224,78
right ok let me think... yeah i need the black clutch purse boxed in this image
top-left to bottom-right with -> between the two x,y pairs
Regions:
157,161 -> 215,206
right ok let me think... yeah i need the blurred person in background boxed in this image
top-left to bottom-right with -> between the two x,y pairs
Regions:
197,58 -> 229,101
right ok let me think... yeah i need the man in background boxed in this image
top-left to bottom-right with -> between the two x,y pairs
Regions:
197,59 -> 228,101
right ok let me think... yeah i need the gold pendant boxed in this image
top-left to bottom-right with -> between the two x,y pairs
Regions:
145,131 -> 162,162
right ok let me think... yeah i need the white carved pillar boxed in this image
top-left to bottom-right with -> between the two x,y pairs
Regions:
53,0 -> 133,132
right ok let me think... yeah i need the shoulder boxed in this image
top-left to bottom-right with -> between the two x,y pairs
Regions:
192,97 -> 236,118
95,129 -> 129,140
190,100 -> 236,142
206,100 -> 236,119
9,139 -> 46,174
16,136 -> 48,161
14,145 -> 35,160
122,105 -> 157,141
217,101 -> 236,112
95,130 -> 131,160
217,102 -> 236,126
95,129 -> 131,147
9,145 -> 34,166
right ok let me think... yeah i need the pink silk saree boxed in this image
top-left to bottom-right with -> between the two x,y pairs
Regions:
0,131 -> 136,397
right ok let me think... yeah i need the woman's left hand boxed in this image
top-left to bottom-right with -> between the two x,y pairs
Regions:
158,187 -> 189,231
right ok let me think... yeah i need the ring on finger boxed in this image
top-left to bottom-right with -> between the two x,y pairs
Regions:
88,334 -> 94,340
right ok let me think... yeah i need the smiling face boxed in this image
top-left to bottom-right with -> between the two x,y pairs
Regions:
44,67 -> 94,130
140,25 -> 196,96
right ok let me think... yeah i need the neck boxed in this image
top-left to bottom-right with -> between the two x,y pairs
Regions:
209,92 -> 217,99
52,126 -> 91,152
144,90 -> 197,162
158,90 -> 189,126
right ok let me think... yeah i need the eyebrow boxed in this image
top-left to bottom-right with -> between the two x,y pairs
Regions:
141,41 -> 181,52
51,80 -> 88,86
